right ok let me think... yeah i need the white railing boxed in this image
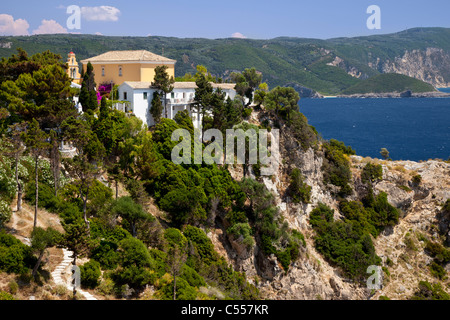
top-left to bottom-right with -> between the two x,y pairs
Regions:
112,101 -> 131,112
165,98 -> 195,105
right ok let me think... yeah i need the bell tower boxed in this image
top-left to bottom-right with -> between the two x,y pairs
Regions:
67,52 -> 81,84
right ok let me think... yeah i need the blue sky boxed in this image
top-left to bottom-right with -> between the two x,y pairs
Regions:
1,0 -> 450,39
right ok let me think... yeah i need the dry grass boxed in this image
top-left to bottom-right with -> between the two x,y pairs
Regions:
0,199 -> 67,300
6,200 -> 64,242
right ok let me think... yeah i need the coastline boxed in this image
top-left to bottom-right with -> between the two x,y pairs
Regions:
319,91 -> 450,99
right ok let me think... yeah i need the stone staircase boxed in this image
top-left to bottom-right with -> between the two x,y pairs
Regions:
51,248 -> 97,300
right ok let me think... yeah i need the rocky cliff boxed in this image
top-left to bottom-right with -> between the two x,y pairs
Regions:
381,48 -> 450,88
323,47 -> 450,92
208,110 -> 450,300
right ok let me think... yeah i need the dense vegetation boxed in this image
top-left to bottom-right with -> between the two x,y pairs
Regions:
1,27 -> 448,95
0,48 -> 313,299
309,158 -> 400,281
0,46 -> 445,301
321,139 -> 355,197
410,280 -> 450,300
341,73 -> 436,94
0,49 -> 264,299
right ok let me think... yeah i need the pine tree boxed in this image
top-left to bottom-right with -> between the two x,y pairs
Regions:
4,123 -> 26,211
21,119 -> 50,229
62,116 -> 105,234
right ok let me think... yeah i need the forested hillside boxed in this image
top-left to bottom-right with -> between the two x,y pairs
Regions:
0,49 -> 449,301
1,27 -> 449,95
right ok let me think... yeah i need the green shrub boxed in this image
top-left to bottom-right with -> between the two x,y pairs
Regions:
155,276 -> 198,300
411,281 -> 450,300
0,231 -> 35,274
0,291 -> 14,300
183,225 -> 218,267
164,228 -> 188,248
289,111 -> 318,151
24,182 -> 60,212
58,202 -> 83,225
80,260 -> 101,289
288,168 -> 311,204
309,203 -> 382,280
322,141 -> 353,197
361,163 -> 383,185
112,265 -> 155,289
425,241 -> 450,263
225,210 -> 248,226
309,203 -> 334,228
159,188 -> 201,227
8,280 -> 18,295
91,240 -> 119,270
379,295 -> 390,300
412,174 -> 422,185
443,199 -> 450,212
0,200 -> 12,228
404,235 -> 417,252
97,277 -> 115,296
429,261 -> 447,280
363,190 -> 400,234
148,249 -> 168,276
242,108 -> 252,118
292,229 -> 306,246
398,185 -> 412,192
0,157 -> 16,202
90,218 -> 131,243
117,237 -> 153,268
228,223 -> 255,249
329,139 -> 356,155
339,200 -> 378,237
88,180 -> 113,216
180,264 -> 206,288
24,181 -> 84,225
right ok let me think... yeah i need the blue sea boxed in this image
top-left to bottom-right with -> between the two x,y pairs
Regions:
299,95 -> 450,161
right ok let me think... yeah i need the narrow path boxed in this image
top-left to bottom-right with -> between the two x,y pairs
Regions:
51,248 -> 98,300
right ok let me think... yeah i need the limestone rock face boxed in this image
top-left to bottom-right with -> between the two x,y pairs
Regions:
375,180 -> 415,214
206,115 -> 450,300
227,233 -> 253,261
381,48 -> 450,88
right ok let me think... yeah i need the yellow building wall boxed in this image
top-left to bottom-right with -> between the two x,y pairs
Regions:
85,63 -> 175,87
67,54 -> 82,84
90,63 -> 142,86
140,64 -> 175,82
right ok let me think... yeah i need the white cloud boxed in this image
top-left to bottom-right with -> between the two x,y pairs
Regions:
32,19 -> 68,35
231,32 -> 247,39
95,31 -> 103,35
81,6 -> 121,22
0,14 -> 29,36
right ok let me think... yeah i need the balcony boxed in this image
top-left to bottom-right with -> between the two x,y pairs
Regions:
165,98 -> 195,105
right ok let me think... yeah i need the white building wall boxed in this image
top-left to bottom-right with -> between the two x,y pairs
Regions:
131,89 -> 151,126
118,83 -> 236,130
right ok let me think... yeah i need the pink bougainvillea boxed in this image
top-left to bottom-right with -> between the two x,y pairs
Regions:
97,90 -> 102,105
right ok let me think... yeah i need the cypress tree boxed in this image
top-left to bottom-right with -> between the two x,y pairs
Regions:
79,62 -> 98,114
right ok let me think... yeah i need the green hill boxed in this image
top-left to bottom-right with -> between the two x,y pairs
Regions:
1,27 -> 449,95
341,73 -> 436,94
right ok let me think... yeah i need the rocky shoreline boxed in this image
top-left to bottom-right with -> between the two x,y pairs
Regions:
333,91 -> 450,99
